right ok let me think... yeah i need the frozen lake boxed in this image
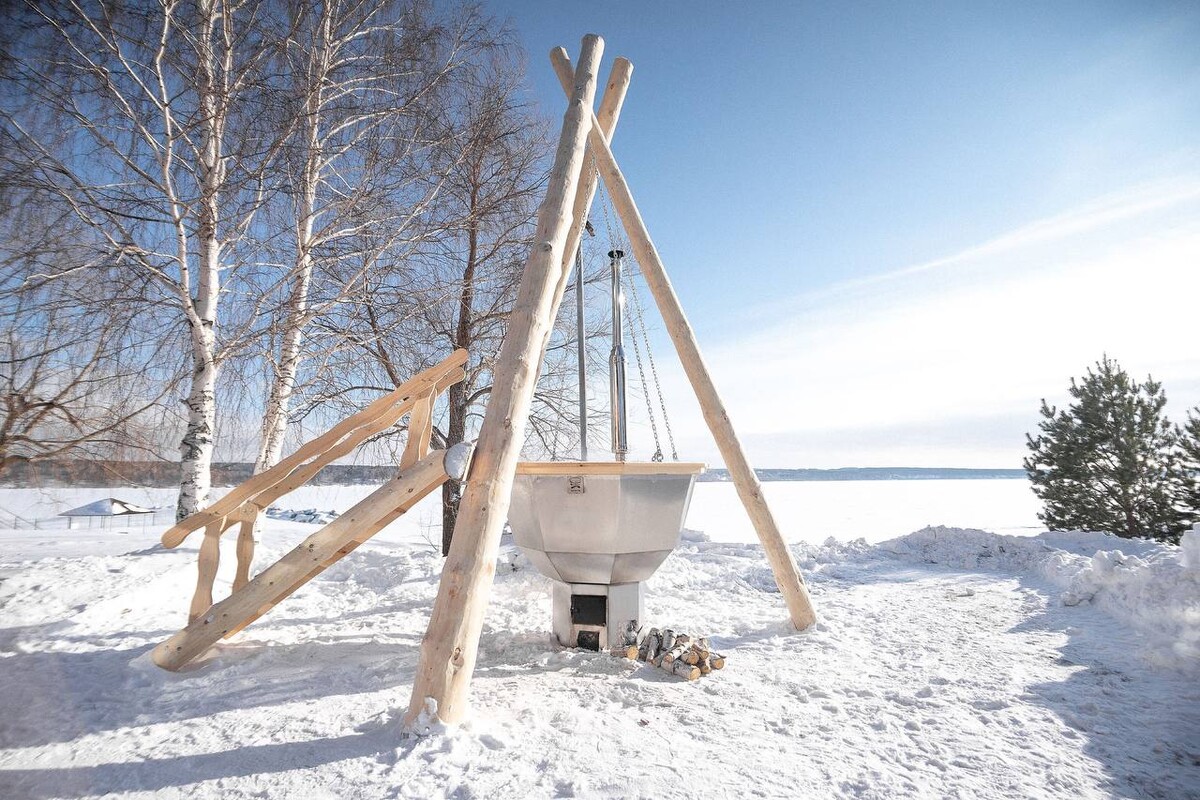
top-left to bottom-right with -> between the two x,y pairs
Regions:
0,478 -> 1044,559
689,478 -> 1043,544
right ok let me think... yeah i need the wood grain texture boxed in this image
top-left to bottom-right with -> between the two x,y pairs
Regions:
400,391 -> 435,469
515,461 -> 705,475
541,51 -> 633,371
171,357 -> 462,624
161,350 -> 466,549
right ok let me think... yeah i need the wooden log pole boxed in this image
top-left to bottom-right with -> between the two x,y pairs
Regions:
403,35 -> 606,730
221,443 -> 476,642
400,390 -> 435,469
189,517 -> 227,621
232,514 -> 257,591
550,51 -> 818,631
179,365 -> 462,620
545,53 -> 633,333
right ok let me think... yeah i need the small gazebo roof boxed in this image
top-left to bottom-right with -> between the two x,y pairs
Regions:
59,498 -> 154,517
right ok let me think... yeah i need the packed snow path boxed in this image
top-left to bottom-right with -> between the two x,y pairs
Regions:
0,523 -> 1196,799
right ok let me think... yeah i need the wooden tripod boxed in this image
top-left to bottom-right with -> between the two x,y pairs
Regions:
404,35 -> 816,730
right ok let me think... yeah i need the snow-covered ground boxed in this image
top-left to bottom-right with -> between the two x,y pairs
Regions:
0,483 -> 1197,799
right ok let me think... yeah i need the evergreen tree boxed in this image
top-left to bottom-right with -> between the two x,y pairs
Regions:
1178,408 -> 1200,527
1024,357 -> 1187,542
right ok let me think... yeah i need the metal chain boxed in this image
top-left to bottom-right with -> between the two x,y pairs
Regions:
593,155 -> 621,260
592,161 -> 677,461
625,254 -> 679,460
622,268 -> 664,462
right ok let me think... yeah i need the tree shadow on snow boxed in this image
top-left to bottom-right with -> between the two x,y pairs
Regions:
0,633 -> 423,749
1008,583 -> 1200,800
0,725 -> 403,799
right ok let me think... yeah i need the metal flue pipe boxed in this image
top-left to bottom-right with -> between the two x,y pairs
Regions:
575,244 -> 588,460
608,249 -> 628,461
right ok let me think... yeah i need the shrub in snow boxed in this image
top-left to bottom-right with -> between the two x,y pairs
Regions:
1182,525 -> 1200,570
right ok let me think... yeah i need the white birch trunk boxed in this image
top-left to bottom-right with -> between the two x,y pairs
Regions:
254,234 -> 314,473
253,9 -> 329,474
176,0 -> 225,521
178,322 -> 218,521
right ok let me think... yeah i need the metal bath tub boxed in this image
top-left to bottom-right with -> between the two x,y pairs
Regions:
509,461 -> 706,585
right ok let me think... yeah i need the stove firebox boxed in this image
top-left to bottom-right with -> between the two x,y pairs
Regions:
552,581 -> 643,651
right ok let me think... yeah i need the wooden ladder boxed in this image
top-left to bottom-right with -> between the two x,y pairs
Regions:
152,350 -> 468,671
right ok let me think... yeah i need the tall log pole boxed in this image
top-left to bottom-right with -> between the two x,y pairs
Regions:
551,54 -> 633,316
550,51 -> 817,630
403,35 -> 605,729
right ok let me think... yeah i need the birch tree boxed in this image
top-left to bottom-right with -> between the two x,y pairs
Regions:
2,0 -> 293,518
322,59 -> 595,553
251,0 -> 497,473
0,174 -> 177,473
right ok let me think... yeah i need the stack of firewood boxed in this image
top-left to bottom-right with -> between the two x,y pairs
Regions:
608,623 -> 726,680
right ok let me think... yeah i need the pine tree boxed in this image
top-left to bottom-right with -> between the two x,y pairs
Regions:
1178,408 -> 1200,527
1024,357 -> 1187,542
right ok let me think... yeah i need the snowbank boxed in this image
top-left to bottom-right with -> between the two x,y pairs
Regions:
877,525 -> 1200,672
265,506 -> 339,525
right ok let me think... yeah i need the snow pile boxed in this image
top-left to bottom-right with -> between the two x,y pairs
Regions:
265,506 -> 339,525
1183,523 -> 1200,568
879,525 -> 1200,672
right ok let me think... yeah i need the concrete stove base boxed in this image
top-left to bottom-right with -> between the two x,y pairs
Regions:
551,581 -> 643,651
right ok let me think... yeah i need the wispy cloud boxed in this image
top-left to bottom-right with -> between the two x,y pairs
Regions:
641,180 -> 1200,468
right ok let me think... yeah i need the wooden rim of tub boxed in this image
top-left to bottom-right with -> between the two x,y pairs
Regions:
515,461 -> 706,476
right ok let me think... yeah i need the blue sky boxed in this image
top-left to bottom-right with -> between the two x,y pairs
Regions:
491,1 -> 1200,467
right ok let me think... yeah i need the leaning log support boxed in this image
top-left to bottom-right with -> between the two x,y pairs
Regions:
403,34 -> 605,730
550,50 -> 817,631
544,53 -> 633,344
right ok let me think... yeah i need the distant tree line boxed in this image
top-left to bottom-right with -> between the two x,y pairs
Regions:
0,458 -> 400,489
1025,356 -> 1200,543
0,0 -> 603,535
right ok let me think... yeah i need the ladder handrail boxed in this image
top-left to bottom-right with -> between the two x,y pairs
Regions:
162,349 -> 467,549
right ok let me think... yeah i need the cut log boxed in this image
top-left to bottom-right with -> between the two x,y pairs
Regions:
659,644 -> 688,667
710,654 -> 726,670
609,644 -> 639,659
670,660 -> 701,681
641,628 -> 661,662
